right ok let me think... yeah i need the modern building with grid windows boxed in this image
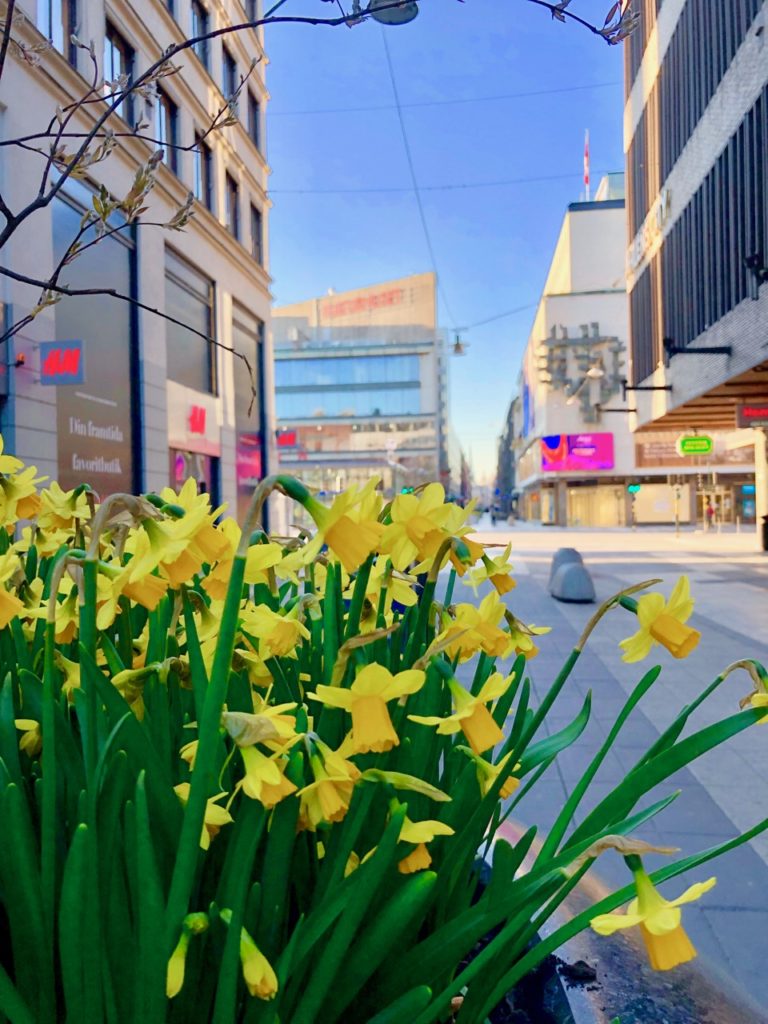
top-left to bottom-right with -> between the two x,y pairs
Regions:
272,273 -> 466,501
624,1 -> 768,540
1,0 -> 274,520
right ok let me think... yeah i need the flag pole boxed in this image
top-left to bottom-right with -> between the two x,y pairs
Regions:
583,129 -> 590,202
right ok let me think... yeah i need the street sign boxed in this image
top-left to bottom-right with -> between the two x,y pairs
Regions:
675,434 -> 713,456
737,404 -> 768,428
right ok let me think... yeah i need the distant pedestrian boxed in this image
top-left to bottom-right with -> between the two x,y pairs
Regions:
705,498 -> 715,530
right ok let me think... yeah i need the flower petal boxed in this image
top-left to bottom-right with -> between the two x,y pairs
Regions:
669,876 -> 717,909
590,911 -> 645,935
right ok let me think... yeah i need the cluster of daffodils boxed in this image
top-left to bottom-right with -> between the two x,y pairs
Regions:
0,435 -> 763,1024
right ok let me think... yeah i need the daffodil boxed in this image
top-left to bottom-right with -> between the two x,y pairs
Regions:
437,591 -> 514,663
301,479 -> 384,574
219,912 -> 278,1000
620,577 -> 700,662
0,550 -> 24,629
38,481 -> 90,533
309,664 -> 425,754
297,739 -> 360,831
749,692 -> 768,721
15,718 -> 41,757
380,483 -> 454,570
0,465 -> 46,524
464,747 -> 520,799
0,435 -> 24,475
55,652 -> 81,703
173,782 -> 233,850
397,815 -> 455,874
238,747 -> 298,808
167,912 -> 209,998
410,673 -> 513,754
466,544 -> 516,595
240,603 -> 310,660
506,616 -> 550,659
591,866 -> 716,971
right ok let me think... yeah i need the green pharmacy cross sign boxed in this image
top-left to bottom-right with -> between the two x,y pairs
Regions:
676,434 -> 714,457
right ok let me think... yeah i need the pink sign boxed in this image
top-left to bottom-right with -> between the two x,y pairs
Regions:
541,433 -> 614,472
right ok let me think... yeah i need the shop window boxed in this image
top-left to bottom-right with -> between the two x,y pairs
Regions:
170,450 -> 219,504
232,304 -> 265,520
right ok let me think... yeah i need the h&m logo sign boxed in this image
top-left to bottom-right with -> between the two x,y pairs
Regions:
188,404 -> 207,435
39,341 -> 85,385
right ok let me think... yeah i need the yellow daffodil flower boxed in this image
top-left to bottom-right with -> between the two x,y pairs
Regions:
0,550 -> 24,629
173,782 -> 233,850
301,479 -> 384,574
344,557 -> 417,631
38,481 -> 90,533
437,591 -> 514,663
380,482 -> 454,570
240,604 -> 310,660
506,616 -> 550,659
216,914 -> 278,1000
0,435 -> 24,475
0,465 -> 46,524
238,746 -> 298,808
297,739 -> 360,831
309,663 -> 425,754
397,815 -> 455,874
465,544 -> 516,596
620,577 -> 700,663
167,912 -> 209,998
55,652 -> 81,703
749,692 -> 768,721
464,747 -> 520,799
15,718 -> 42,757
591,867 -> 716,971
410,672 -> 513,754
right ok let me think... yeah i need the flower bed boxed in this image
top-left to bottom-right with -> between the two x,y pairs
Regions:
0,440 -> 765,1024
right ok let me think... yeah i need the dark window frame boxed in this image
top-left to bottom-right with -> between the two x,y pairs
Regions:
191,0 -> 209,68
247,90 -> 261,151
38,0 -> 78,64
104,22 -> 135,124
225,173 -> 240,240
165,246 -> 217,395
250,203 -> 263,264
222,45 -> 238,102
156,88 -> 179,174
193,132 -> 213,211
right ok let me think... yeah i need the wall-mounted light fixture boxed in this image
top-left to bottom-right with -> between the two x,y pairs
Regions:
743,253 -> 768,300
621,378 -> 673,401
662,337 -> 732,366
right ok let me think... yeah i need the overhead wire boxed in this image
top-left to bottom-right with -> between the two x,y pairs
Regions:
269,80 -> 622,116
381,29 -> 459,327
269,170 -> 606,195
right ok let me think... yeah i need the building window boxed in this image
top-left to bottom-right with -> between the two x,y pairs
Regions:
37,0 -> 77,63
191,0 -> 209,68
165,248 -> 216,393
222,46 -> 238,101
193,133 -> 213,210
225,173 -> 240,239
246,0 -> 260,20
247,91 -> 261,150
232,304 -> 265,520
103,23 -> 134,123
250,204 -> 263,264
156,90 -> 179,173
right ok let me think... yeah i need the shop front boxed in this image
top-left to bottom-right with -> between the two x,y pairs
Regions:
167,382 -> 221,504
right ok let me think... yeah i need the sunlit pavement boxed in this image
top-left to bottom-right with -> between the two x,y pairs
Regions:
457,515 -> 768,1013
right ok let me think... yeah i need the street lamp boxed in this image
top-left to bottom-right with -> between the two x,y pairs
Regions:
367,0 -> 419,24
566,361 -> 604,405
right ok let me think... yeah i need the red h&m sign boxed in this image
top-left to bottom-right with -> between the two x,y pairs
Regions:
39,341 -> 85,385
188,405 -> 207,434
737,404 -> 768,428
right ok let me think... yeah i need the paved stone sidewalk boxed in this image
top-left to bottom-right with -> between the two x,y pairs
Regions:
451,524 -> 768,1010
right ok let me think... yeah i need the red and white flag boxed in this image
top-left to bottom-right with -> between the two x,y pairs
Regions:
583,129 -> 590,200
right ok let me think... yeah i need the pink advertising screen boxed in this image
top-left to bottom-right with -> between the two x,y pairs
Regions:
540,433 -> 614,472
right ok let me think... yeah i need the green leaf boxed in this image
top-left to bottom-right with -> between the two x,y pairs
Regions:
0,962 -> 34,1024
326,871 -> 437,1022
59,823 -> 89,1022
365,986 -> 432,1024
133,771 -> 167,1024
517,691 -> 591,775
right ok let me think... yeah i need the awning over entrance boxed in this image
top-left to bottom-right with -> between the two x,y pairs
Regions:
635,361 -> 768,432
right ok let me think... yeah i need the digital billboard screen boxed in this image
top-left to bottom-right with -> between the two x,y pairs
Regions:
541,432 -> 614,472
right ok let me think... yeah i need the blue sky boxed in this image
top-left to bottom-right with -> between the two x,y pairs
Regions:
265,0 -> 626,479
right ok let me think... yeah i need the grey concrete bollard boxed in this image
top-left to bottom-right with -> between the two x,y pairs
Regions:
548,547 -> 584,591
550,562 -> 596,603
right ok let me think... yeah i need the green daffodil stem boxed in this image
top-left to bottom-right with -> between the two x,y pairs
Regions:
165,474 -> 283,951
343,555 -> 374,641
576,578 -> 661,652
41,616 -> 58,1007
443,567 -> 457,607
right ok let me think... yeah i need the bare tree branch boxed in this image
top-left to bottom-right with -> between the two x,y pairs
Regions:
0,0 -> 17,84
